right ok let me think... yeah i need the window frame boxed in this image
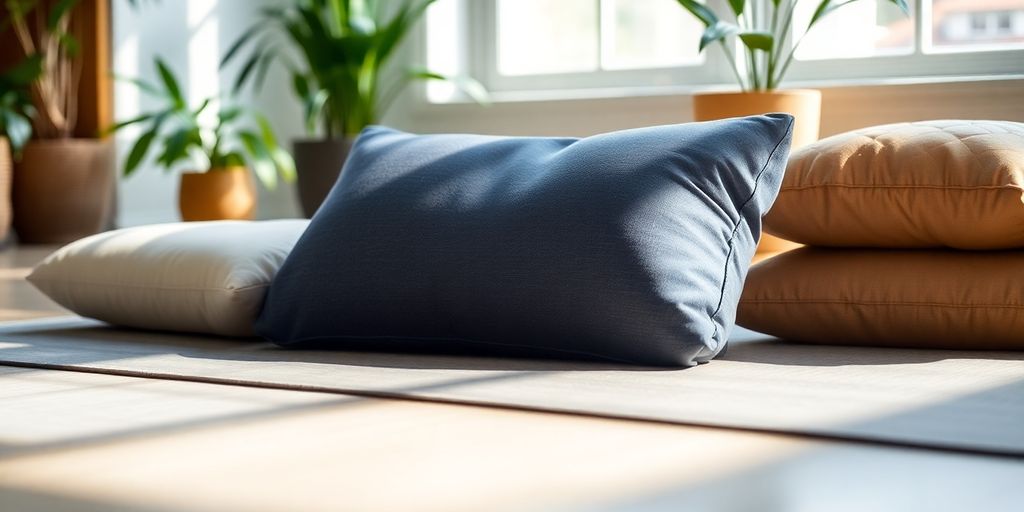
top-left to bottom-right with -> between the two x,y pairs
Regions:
440,0 -> 1024,99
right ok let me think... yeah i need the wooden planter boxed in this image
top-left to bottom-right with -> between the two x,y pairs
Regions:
13,139 -> 115,244
179,167 -> 257,221
693,89 -> 822,253
0,137 -> 11,244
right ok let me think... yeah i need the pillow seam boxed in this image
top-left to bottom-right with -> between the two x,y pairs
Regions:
28,277 -> 269,293
710,117 -> 795,343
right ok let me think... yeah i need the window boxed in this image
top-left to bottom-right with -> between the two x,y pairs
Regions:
931,0 -> 1024,51
426,0 -> 1024,99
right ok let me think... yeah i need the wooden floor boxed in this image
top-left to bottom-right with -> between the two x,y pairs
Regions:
1,246 -> 1021,512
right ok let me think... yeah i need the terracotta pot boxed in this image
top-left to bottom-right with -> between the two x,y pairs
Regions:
178,167 -> 257,221
692,89 -> 821,149
0,137 -> 12,244
293,138 -> 354,217
13,139 -> 115,244
692,89 -> 821,254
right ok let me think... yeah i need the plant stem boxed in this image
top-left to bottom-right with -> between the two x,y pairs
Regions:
767,0 -> 780,90
718,40 -> 748,91
769,0 -> 796,89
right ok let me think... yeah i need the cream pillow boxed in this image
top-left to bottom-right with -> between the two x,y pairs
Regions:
738,247 -> 1024,349
765,120 -> 1024,249
28,220 -> 309,336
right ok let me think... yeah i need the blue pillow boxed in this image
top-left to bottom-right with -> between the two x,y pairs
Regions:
256,115 -> 793,366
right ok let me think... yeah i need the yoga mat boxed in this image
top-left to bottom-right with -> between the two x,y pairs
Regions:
1,316 -> 1021,456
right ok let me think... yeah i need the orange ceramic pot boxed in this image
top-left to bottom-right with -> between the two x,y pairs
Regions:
693,89 -> 822,254
693,89 -> 821,148
178,167 -> 256,221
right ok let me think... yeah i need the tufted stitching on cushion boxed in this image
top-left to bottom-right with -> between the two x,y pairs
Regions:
786,120 -> 1024,189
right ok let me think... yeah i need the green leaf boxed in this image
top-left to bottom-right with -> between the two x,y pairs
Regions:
2,110 -> 32,151
255,114 -> 296,182
221,152 -> 245,167
252,51 -> 277,93
738,31 -> 774,52
3,54 -> 42,85
809,0 -> 857,29
238,130 -> 277,190
104,113 -> 154,135
675,0 -> 718,27
408,69 -> 490,105
304,90 -> 328,134
157,127 -> 201,168
700,21 -> 739,52
218,107 -> 242,124
886,0 -> 910,15
155,58 -> 185,108
810,0 -> 907,31
220,23 -> 265,68
232,49 -> 263,94
292,73 -> 311,99
46,0 -> 78,30
113,74 -> 162,97
726,0 -> 745,17
193,98 -> 212,116
124,129 -> 157,176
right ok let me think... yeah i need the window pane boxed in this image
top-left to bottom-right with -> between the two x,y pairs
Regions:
927,0 -> 1024,52
794,0 -> 915,60
601,0 -> 703,70
497,0 -> 598,76
426,0 -> 459,102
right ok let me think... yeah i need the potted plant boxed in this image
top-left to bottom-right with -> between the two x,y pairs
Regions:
224,0 -> 487,217
111,59 -> 295,221
675,0 -> 907,252
676,0 -> 908,147
0,55 -> 40,244
5,0 -> 117,243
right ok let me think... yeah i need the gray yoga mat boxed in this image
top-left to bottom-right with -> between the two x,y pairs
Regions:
1,316 -> 1022,457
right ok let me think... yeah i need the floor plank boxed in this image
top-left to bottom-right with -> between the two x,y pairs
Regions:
1,367 -> 1022,512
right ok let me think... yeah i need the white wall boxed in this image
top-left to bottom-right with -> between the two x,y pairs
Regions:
112,0 -> 305,226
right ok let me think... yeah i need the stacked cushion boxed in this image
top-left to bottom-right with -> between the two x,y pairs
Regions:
257,116 -> 794,366
764,120 -> 1024,249
739,248 -> 1024,349
741,120 -> 1024,348
29,220 -> 308,336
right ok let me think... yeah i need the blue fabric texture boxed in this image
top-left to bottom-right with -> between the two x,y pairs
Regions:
256,114 -> 793,366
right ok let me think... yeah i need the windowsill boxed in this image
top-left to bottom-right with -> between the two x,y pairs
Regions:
420,73 -> 1024,108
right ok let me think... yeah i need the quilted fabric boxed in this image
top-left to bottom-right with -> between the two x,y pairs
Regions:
765,120 -> 1024,249
739,247 -> 1024,349
256,117 -> 793,366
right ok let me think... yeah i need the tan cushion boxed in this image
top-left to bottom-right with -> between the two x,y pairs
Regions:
737,247 -> 1024,349
28,220 -> 308,336
765,120 -> 1024,249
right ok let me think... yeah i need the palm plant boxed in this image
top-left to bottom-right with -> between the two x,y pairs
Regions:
0,55 -> 41,152
676,0 -> 909,91
111,59 -> 296,189
3,0 -> 82,138
223,0 -> 486,138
